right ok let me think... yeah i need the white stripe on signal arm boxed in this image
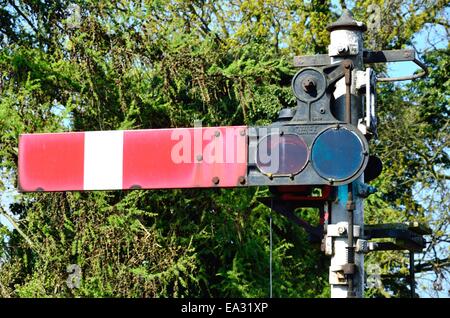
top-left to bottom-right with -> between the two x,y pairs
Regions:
83,130 -> 124,190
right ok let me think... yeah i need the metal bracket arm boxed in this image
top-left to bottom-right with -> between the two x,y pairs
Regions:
293,49 -> 428,82
363,49 -> 428,82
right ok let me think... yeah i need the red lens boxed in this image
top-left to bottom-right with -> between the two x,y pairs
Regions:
256,134 -> 308,176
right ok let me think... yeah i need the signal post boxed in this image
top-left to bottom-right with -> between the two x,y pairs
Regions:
16,10 -> 430,298
327,11 -> 366,298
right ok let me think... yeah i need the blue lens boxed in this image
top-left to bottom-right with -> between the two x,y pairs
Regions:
311,127 -> 364,181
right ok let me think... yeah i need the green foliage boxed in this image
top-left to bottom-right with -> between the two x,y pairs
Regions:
0,0 -> 448,298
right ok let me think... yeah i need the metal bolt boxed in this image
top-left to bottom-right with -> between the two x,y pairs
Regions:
320,108 -> 325,114
196,154 -> 203,162
302,77 -> 316,92
240,129 -> 246,136
212,176 -> 220,185
338,226 -> 346,235
343,60 -> 352,69
238,176 -> 246,185
215,131 -> 220,137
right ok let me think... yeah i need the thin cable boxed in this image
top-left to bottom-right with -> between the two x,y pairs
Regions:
270,199 -> 273,298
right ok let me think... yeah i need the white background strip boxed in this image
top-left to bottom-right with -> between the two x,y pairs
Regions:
84,131 -> 123,190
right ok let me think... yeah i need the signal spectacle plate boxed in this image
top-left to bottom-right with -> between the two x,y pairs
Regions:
311,126 -> 366,182
256,134 -> 309,176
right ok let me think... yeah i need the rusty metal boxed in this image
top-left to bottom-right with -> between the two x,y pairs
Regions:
363,49 -> 416,63
363,49 -> 428,82
293,54 -> 331,67
377,58 -> 428,82
343,60 -> 353,124
363,223 -> 431,252
302,77 -> 317,93
294,49 -> 428,82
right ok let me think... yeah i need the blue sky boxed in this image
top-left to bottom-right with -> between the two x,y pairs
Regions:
388,23 -> 448,79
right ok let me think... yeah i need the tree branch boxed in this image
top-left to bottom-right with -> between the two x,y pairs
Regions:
0,206 -> 35,250
8,0 -> 39,35
416,258 -> 450,273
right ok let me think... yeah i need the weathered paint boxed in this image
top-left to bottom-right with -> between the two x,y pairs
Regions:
122,127 -> 248,189
18,126 -> 248,192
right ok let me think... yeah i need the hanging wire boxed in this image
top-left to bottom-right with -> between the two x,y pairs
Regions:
269,198 -> 273,298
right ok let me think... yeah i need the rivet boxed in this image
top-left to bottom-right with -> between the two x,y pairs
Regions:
196,154 -> 203,161
240,130 -> 246,136
212,176 -> 220,185
238,176 -> 246,185
215,131 -> 220,137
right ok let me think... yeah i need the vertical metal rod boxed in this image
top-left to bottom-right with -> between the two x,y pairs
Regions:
347,184 -> 354,296
344,61 -> 353,124
410,252 -> 415,298
345,59 -> 356,297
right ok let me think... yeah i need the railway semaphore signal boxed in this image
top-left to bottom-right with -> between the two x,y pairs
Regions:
16,10 -> 431,298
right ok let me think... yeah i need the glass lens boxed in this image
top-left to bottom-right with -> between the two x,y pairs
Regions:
256,134 -> 308,175
311,127 -> 364,181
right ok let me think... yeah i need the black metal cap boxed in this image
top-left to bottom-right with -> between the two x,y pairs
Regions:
326,9 -> 367,32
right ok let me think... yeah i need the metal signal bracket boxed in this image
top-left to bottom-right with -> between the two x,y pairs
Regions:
293,49 -> 428,82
